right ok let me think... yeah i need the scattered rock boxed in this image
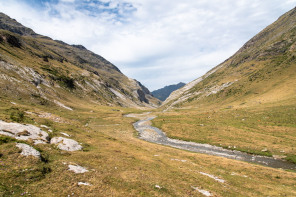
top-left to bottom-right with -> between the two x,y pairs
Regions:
78,182 -> 91,186
199,172 -> 225,183
273,155 -> 287,159
0,120 -> 49,144
171,158 -> 187,162
68,164 -> 88,174
40,125 -> 50,129
16,143 -> 41,159
60,132 -> 70,137
50,137 -> 82,151
54,100 -> 73,111
231,172 -> 248,178
191,186 -> 212,196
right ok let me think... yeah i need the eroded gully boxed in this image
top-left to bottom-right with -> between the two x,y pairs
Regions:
125,113 -> 296,171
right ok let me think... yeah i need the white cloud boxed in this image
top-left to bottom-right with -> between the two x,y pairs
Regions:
0,0 -> 296,90
60,0 -> 75,2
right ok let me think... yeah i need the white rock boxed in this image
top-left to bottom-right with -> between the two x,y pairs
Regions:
78,182 -> 91,186
50,137 -> 82,151
60,132 -> 70,137
54,100 -> 73,111
199,172 -> 225,183
155,185 -> 162,189
34,140 -> 46,145
16,143 -> 40,158
40,125 -> 50,129
68,164 -> 88,174
0,120 -> 49,144
191,186 -> 212,196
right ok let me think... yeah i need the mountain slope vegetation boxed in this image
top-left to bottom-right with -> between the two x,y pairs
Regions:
163,7 -> 296,109
0,13 -> 160,109
1,9 -> 296,197
154,7 -> 296,163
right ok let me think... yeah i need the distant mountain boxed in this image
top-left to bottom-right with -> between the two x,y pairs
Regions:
162,7 -> 296,110
0,12 -> 160,109
152,82 -> 185,101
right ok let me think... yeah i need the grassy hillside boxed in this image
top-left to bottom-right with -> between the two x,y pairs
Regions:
153,8 -> 296,165
0,13 -> 160,109
163,7 -> 296,109
1,8 -> 296,197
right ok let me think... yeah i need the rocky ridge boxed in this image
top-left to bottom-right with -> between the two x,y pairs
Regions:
0,12 -> 160,109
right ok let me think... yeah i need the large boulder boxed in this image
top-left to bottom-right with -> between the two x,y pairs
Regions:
16,143 -> 41,159
0,120 -> 49,144
68,164 -> 88,174
50,137 -> 82,151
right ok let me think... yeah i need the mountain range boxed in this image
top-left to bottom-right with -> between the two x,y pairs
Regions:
0,13 -> 160,110
151,82 -> 185,101
1,7 -> 296,196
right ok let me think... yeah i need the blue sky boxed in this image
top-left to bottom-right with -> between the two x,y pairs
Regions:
0,0 -> 296,90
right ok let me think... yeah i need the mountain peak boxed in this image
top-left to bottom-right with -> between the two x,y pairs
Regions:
152,82 -> 185,101
0,12 -> 37,36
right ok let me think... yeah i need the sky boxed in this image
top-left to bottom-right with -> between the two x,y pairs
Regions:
0,0 -> 295,90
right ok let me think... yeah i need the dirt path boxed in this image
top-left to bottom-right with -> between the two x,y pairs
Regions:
126,113 -> 296,170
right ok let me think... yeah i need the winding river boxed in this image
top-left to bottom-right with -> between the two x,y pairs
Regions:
126,113 -> 296,171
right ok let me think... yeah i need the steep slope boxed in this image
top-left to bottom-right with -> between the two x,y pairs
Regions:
153,7 -> 296,165
0,13 -> 160,109
163,7 -> 296,110
152,82 -> 185,101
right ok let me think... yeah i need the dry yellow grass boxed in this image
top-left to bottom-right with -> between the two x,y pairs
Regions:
1,97 -> 296,196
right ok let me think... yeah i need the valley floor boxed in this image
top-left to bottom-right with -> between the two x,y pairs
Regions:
130,112 -> 296,170
1,97 -> 296,196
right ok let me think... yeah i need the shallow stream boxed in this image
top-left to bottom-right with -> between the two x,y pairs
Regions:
127,114 -> 296,171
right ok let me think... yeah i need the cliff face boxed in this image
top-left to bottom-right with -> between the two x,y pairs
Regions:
0,12 -> 160,109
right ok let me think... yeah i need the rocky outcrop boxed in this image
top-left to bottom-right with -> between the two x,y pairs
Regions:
0,120 -> 49,144
0,12 -> 160,109
68,164 -> 88,174
0,13 -> 37,36
16,143 -> 41,159
50,137 -> 82,151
